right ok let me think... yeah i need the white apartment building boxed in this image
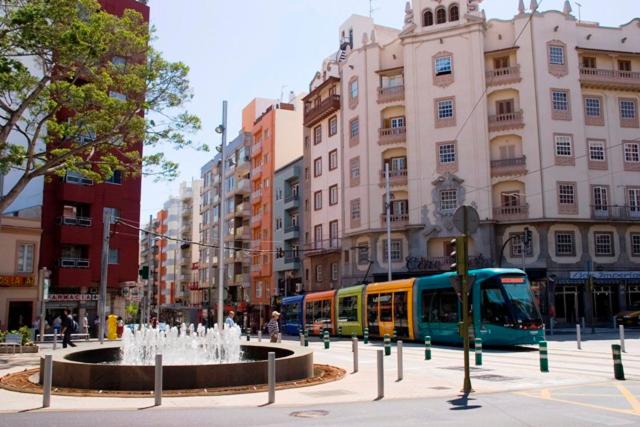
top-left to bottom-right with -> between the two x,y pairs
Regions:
303,0 -> 640,325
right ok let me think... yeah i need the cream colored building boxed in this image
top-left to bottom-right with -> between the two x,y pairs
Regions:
303,0 -> 640,325
0,213 -> 42,330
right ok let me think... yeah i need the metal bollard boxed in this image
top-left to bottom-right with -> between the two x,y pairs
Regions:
397,340 -> 403,381
612,315 -> 617,330
352,337 -> 359,373
539,341 -> 549,373
576,324 -> 582,350
53,331 -> 57,350
352,331 -> 357,341
543,324 -> 546,340
377,349 -> 384,400
277,333 -> 282,343
392,329 -> 397,344
304,329 -> 309,347
42,354 -> 53,408
299,332 -> 304,347
338,325 -> 342,337
475,338 -> 483,366
425,336 -> 432,360
323,329 -> 330,349
268,352 -> 276,404
154,354 -> 162,406
619,325 -> 625,353
364,328 -> 369,344
384,334 -> 391,356
258,331 -> 262,342
611,344 -> 625,380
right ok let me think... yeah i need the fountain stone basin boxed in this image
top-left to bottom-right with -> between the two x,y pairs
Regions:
39,343 -> 314,391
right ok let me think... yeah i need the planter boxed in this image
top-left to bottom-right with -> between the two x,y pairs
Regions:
0,344 -> 39,354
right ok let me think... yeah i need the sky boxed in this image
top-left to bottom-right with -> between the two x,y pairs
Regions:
141,0 -> 640,220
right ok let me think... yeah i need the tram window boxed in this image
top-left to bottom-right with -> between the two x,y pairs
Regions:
394,292 -> 408,324
481,283 -> 509,325
422,289 -> 438,322
502,281 -> 540,322
321,300 -> 331,322
339,296 -> 358,322
367,294 -> 379,324
436,290 -> 459,323
284,303 -> 298,323
380,293 -> 393,321
305,302 -> 314,326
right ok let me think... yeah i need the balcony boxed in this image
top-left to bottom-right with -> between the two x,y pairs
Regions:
250,189 -> 262,203
250,215 -> 262,227
283,225 -> 300,240
252,165 -> 263,179
493,204 -> 529,221
379,169 -> 408,187
579,67 -> 640,91
306,239 -> 341,256
251,142 -> 263,158
485,65 -> 522,87
490,156 -> 527,177
235,202 -> 250,217
59,216 -> 92,227
59,258 -> 90,268
236,179 -> 251,195
235,156 -> 250,175
284,193 -> 299,210
234,273 -> 250,286
283,256 -> 301,268
235,226 -> 250,240
303,94 -> 341,127
591,205 -> 640,221
377,85 -> 405,104
378,126 -> 406,146
380,213 -> 409,228
488,110 -> 524,132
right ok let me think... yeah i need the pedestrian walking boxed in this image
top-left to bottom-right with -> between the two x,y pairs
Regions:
82,315 -> 89,336
267,311 -> 280,343
225,311 -> 236,329
61,309 -> 76,349
53,315 -> 62,335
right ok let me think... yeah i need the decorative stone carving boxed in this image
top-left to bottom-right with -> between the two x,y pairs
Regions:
468,0 -> 483,12
431,172 -> 466,230
529,0 -> 538,11
404,1 -> 414,25
563,0 -> 572,15
518,0 -> 525,15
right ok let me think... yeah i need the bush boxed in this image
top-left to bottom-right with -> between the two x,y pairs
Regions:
0,330 -> 6,343
0,326 -> 32,345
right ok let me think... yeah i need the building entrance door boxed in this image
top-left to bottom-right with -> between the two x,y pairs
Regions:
555,286 -> 581,325
8,301 -> 33,330
592,285 -> 618,324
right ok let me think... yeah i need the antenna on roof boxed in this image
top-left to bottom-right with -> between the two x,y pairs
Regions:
369,0 -> 379,18
574,1 -> 582,22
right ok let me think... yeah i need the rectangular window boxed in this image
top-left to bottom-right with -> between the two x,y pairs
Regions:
357,245 -> 369,264
314,157 -> 322,177
552,90 -> 569,112
389,157 -> 406,171
350,79 -> 359,99
549,45 -> 565,65
104,207 -> 120,221
315,265 -> 323,282
582,56 -> 596,68
494,56 -> 510,69
584,97 -> 601,117
313,191 -> 322,210
314,224 -> 323,249
329,149 -> 338,171
329,185 -> 338,205
350,199 -> 361,220
313,125 -> 322,145
554,135 -> 573,157
389,116 -> 405,128
555,231 -> 575,256
109,91 -> 127,101
558,183 -> 576,205
592,186 -> 609,211
501,191 -> 521,207
435,56 -> 452,76
624,143 -> 640,163
631,234 -> 640,256
594,232 -> 614,257
439,143 -> 456,164
437,99 -> 454,119
329,220 -> 339,248
108,248 -> 119,265
628,188 -> 640,214
620,99 -> 637,119
16,243 -> 35,273
106,170 -> 123,184
383,239 -> 402,262
619,60 -> 632,72
589,141 -> 606,161
440,189 -> 457,212
331,263 -> 339,281
350,158 -> 360,178
350,118 -> 359,137
329,116 -> 338,136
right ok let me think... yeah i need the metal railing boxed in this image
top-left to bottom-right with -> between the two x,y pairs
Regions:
60,216 -> 92,227
59,258 -> 90,268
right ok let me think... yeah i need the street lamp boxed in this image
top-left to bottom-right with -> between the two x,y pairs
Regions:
215,101 -> 227,328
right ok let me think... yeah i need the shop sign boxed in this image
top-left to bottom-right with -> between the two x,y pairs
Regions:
48,294 -> 99,301
569,271 -> 640,280
0,275 -> 35,287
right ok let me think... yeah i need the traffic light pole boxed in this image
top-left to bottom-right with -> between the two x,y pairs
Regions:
461,207 -> 472,394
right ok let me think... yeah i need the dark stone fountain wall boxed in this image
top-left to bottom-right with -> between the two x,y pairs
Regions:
40,344 -> 314,391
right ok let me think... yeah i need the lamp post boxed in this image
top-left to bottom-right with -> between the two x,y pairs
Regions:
215,101 -> 228,328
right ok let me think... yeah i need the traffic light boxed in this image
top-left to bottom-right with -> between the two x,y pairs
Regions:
523,227 -> 532,246
139,266 -> 149,279
450,236 -> 468,276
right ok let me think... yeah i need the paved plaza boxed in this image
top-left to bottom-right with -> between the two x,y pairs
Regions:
0,330 -> 639,426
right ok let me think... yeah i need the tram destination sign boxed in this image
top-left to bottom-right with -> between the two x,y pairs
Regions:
569,271 -> 640,280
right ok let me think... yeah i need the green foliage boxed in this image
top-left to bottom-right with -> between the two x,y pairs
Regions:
0,0 -> 202,211
0,327 -> 32,345
125,302 -> 138,322
0,330 -> 6,342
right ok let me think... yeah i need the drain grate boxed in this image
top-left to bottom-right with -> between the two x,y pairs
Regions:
473,374 -> 520,382
290,410 -> 329,418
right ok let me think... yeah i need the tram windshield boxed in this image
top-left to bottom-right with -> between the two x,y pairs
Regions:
481,276 -> 542,328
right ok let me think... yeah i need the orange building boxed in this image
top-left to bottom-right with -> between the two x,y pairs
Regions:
242,97 -> 303,327
154,209 -> 168,307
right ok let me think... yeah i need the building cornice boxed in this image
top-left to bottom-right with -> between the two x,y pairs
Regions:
576,46 -> 640,57
302,77 -> 341,102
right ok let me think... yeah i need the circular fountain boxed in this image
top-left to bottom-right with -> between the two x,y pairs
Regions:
39,324 -> 314,391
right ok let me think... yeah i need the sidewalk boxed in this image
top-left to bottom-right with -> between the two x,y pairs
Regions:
1,332 -> 638,413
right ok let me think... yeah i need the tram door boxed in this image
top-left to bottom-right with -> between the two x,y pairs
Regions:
555,286 -> 580,325
378,293 -> 394,338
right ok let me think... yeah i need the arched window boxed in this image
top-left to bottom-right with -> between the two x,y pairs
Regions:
436,7 -> 447,24
449,4 -> 459,22
423,9 -> 434,27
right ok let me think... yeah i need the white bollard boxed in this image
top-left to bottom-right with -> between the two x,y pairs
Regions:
53,331 -> 57,350
267,352 -> 276,404
258,331 -> 262,342
377,349 -> 384,400
300,333 -> 304,346
352,337 -> 359,373
42,355 -> 53,408
154,354 -> 162,406
576,324 -> 582,350
277,333 -> 282,343
397,340 -> 403,381
619,325 -> 626,353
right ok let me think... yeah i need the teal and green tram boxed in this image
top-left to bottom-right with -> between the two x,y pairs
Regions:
413,268 -> 544,345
